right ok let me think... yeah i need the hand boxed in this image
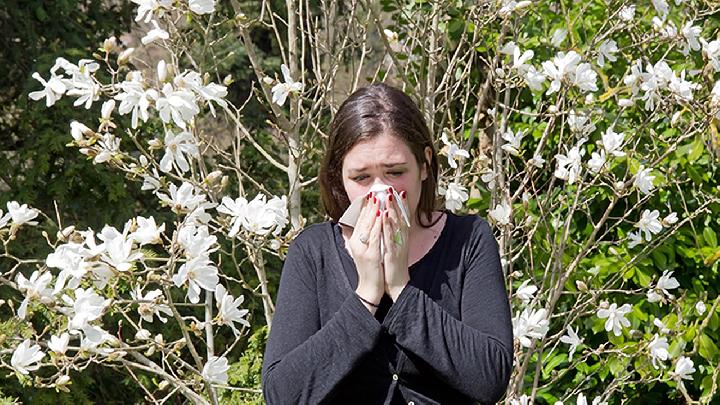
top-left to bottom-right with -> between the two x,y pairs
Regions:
382,188 -> 410,302
347,191 -> 384,306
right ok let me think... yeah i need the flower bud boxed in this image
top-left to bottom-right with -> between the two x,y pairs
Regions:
204,170 -> 223,185
102,36 -> 118,53
262,76 -> 275,85
576,280 -> 588,292
158,380 -> 170,390
157,60 -> 167,82
223,74 -> 234,86
101,100 -> 115,120
117,48 -> 135,65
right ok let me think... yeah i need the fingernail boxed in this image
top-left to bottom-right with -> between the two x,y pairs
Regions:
388,194 -> 393,202
401,191 -> 407,199
373,196 -> 377,204
366,192 -> 372,200
376,210 -> 381,217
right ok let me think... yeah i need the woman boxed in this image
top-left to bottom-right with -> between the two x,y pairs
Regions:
261,83 -> 513,404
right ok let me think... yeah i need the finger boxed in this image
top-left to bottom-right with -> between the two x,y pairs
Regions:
353,192 -> 375,238
369,207 -> 383,249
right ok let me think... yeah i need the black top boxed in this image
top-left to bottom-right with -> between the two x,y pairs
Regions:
261,211 -> 514,404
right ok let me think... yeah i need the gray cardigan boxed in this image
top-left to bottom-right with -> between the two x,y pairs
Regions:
261,211 -> 514,404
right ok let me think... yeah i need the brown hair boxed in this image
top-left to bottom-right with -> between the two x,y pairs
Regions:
319,83 -> 441,228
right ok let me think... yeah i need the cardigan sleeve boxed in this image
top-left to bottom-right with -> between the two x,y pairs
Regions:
381,217 -> 514,404
261,236 -> 384,405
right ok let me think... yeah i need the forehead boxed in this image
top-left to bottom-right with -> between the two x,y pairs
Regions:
342,134 -> 413,169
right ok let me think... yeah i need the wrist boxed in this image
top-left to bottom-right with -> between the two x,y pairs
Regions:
355,286 -> 382,305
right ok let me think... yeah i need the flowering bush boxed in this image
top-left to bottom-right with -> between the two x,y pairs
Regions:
2,0 -> 720,403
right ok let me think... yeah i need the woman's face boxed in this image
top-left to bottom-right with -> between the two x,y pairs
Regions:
341,133 -> 431,225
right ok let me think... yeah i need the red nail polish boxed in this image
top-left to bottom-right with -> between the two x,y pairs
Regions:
401,191 -> 407,199
376,210 -> 381,217
373,197 -> 377,204
366,192 -> 372,200
388,194 -> 393,202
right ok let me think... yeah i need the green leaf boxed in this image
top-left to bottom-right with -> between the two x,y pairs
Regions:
703,227 -> 718,248
699,334 -> 719,361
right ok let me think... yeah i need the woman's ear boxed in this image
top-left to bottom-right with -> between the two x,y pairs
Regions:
421,146 -> 432,181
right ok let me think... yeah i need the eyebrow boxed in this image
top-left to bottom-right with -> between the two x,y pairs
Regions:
349,162 -> 407,173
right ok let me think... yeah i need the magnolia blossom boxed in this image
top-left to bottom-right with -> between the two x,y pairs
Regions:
633,165 -> 655,195
11,340 -> 45,375
489,202 -> 512,226
651,0 -> 669,19
131,0 -> 172,23
542,51 -> 580,95
647,270 -> 680,303
635,209 -> 663,241
510,395 -> 530,405
28,72 -> 67,107
662,212 -> 678,227
514,279 -> 537,305
178,224 -> 218,258
702,39 -> 720,72
560,325 -> 583,361
567,110 -> 596,135
156,83 -> 200,129
114,72 -> 155,129
202,355 -> 229,384
217,193 -> 288,237
157,182 -> 208,213
597,39 -> 618,66
587,149 -> 606,173
131,287 -> 172,323
696,301 -> 707,316
172,255 -> 219,303
648,333 -> 671,369
48,333 -> 70,355
440,131 -> 470,169
672,356 -> 695,380
141,20 -> 169,45
513,308 -> 549,348
160,130 -> 199,174
16,271 -> 53,319
438,182 -> 468,212
498,0 -> 532,17
554,139 -> 586,184
189,0 -> 215,14
383,29 -> 399,46
551,28 -> 567,48
654,318 -> 671,334
627,230 -> 643,248
573,63 -> 598,92
596,302 -> 632,336
524,66 -> 546,91
174,71 -> 228,116
618,5 -> 635,21
6,201 -> 40,227
271,64 -> 303,106
501,129 -> 524,156
600,128 -> 626,157
215,284 -> 250,335
63,287 -> 111,331
681,22 -> 702,55
577,393 -> 608,405
130,216 -> 165,245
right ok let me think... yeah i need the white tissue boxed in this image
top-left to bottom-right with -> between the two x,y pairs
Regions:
338,184 -> 410,256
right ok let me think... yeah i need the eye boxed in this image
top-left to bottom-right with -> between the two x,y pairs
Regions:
352,175 -> 368,182
388,171 -> 404,177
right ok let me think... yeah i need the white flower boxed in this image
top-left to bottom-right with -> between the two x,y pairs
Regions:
440,131 -> 470,169
7,201 -> 39,227
215,285 -> 250,335
662,212 -> 678,227
633,165 -> 655,195
696,301 -> 707,316
573,63 -> 598,93
11,340 -> 45,375
529,154 -> 545,168
648,333 -> 670,369
131,0 -> 172,23
141,20 -> 169,45
160,130 -> 199,174
587,150 -> 606,173
554,139 -> 586,184
515,279 -> 537,305
647,290 -> 663,303
597,40 -> 618,66
243,194 -> 284,235
173,71 -> 228,116
155,83 -> 200,129
511,394 -> 531,405
618,5 -> 635,21
524,66 -> 546,91
135,329 -> 151,340
271,64 -> 303,106
48,333 -> 70,354
489,201 -> 512,226
217,196 -> 248,238
177,224 -> 218,258
202,355 -> 229,384
172,255 -> 219,304
635,209 -> 663,241
265,195 -> 289,236
654,318 -> 670,334
16,270 -> 53,319
383,29 -> 399,46
567,110 -> 596,135
114,72 -> 155,129
131,287 -> 172,323
501,129 -> 524,156
576,393 -> 607,405
551,28 -> 567,48
600,127 -> 626,157
649,270 -> 680,302
439,182 -> 469,212
596,302 -> 632,336
560,325 -> 583,361
64,287 -> 111,331
672,356 -> 695,380
627,230 -> 643,248
157,182 -> 207,213
141,168 -> 161,192
130,216 -> 165,245
189,0 -> 215,14
703,40 -> 720,72
651,0 -> 669,19
28,72 -> 67,107
513,308 -> 549,348
498,0 -> 532,17
681,23 -> 702,55
542,51 -> 581,95
101,231 -> 143,272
